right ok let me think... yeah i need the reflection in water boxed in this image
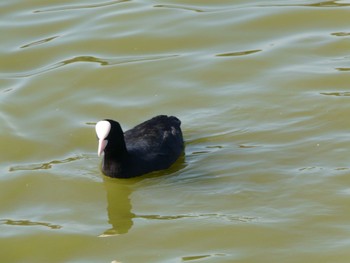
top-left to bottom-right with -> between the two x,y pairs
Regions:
100,155 -> 187,236
100,178 -> 135,236
100,177 -> 255,236
100,155 -> 255,237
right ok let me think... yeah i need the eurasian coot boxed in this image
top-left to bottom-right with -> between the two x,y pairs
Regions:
95,115 -> 184,178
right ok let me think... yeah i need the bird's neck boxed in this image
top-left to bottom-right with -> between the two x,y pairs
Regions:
102,148 -> 130,178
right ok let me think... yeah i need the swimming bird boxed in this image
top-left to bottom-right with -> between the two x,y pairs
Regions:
95,115 -> 184,178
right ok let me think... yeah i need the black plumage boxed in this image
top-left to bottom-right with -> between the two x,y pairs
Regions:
97,115 -> 184,178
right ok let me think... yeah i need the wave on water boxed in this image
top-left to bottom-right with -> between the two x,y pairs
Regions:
0,54 -> 178,79
33,0 -> 130,13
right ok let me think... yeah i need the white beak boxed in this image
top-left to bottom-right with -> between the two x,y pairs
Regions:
98,139 -> 108,156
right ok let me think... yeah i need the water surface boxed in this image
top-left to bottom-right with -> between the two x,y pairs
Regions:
1,0 -> 350,262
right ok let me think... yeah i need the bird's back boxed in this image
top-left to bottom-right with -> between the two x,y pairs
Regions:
124,115 -> 184,170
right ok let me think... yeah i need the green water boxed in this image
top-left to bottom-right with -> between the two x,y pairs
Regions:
1,0 -> 350,262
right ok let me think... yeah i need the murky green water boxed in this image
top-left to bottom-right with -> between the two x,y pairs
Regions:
1,0 -> 350,262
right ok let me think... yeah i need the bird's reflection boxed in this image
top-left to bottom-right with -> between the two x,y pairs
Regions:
100,177 -> 136,236
100,154 -> 186,236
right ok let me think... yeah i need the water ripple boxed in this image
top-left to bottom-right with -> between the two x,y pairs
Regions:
268,0 -> 350,7
182,253 -> 228,262
154,4 -> 210,13
320,91 -> 350,97
0,218 -> 61,230
34,0 -> 130,13
1,54 -> 178,79
335,67 -> 350,71
216,49 -> 262,57
308,0 -> 350,7
20,36 -> 59,49
138,213 -> 257,223
9,155 -> 87,172
331,32 -> 350,37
